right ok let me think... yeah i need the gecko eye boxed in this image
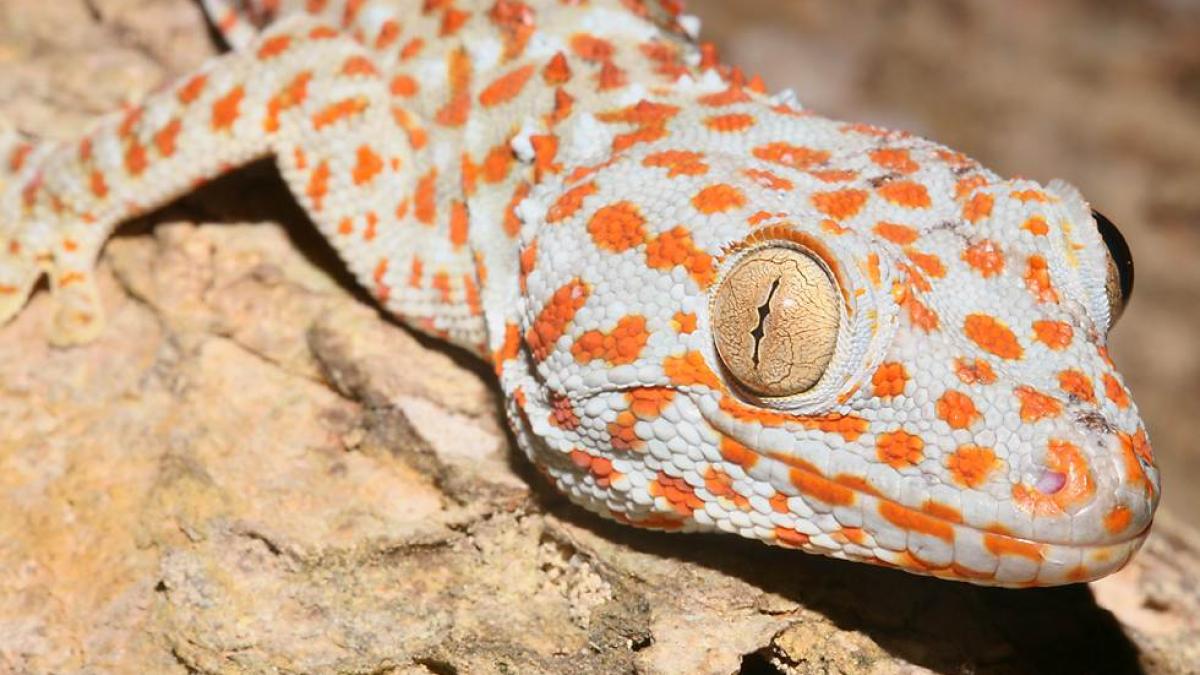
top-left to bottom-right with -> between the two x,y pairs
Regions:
712,247 -> 840,398
1094,210 -> 1134,325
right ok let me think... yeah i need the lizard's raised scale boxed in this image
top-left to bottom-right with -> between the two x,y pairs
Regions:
0,0 -> 1158,586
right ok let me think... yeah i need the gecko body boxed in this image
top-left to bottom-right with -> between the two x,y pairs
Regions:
0,0 -> 1158,586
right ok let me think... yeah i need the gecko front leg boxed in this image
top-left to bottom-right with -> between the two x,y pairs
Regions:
0,13 -> 472,347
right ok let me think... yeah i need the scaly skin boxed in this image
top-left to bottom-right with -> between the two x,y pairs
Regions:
0,0 -> 1159,586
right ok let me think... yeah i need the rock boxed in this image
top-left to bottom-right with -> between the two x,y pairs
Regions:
1,1 -> 1198,673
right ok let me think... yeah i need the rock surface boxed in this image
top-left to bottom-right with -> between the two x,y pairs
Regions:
1,1 -> 1198,673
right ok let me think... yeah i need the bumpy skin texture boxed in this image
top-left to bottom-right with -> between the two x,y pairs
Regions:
0,0 -> 1159,587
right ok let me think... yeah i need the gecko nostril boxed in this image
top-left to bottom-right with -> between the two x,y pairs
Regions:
1035,469 -> 1068,495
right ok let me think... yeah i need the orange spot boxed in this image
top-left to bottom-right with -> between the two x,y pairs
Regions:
1104,505 -> 1132,535
1025,255 -> 1059,303
546,182 -> 597,223
963,240 -> 1005,277
863,253 -> 881,286
871,362 -> 908,398
1014,386 -> 1063,422
449,200 -> 469,248
810,169 -> 857,183
869,148 -> 919,174
1104,373 -> 1130,409
414,170 -> 437,224
504,182 -> 531,237
742,168 -> 793,191
399,37 -> 424,60
663,351 -> 722,390
650,472 -> 703,516
627,387 -> 676,419
588,201 -> 646,251
878,501 -> 954,542
372,258 -> 389,298
984,533 -> 1044,562
375,19 -> 401,49
571,315 -> 650,365
341,55 -> 378,77
788,467 -> 855,507
435,92 -> 471,127
471,144 -> 509,184
692,184 -> 745,214
874,221 -> 919,245
1032,320 -> 1073,351
878,180 -> 931,209
1012,440 -> 1095,517
704,113 -> 755,133
719,436 -> 758,470
352,145 -> 384,185
1058,369 -> 1096,403
526,279 -> 590,361
493,322 -> 521,367
312,96 -> 368,129
266,73 -> 312,132
963,192 -> 994,223
479,64 -> 536,107
705,466 -> 750,509
894,284 -> 940,332
954,358 -> 997,385
645,226 -> 716,287
1011,189 -> 1050,203
906,250 -> 946,278
542,51 -> 571,84
432,272 -> 452,302
936,390 -> 980,430
124,142 -> 147,176
922,500 -> 963,523
177,74 -> 207,104
964,314 -> 1023,360
947,445 -> 997,488
876,430 -> 925,469
955,174 -> 989,199
153,118 -> 182,157
211,86 -> 245,131
812,189 -> 868,220
752,142 -> 829,170
597,61 -> 628,90
643,150 -> 708,177
570,33 -> 614,61
390,74 -> 418,97
306,160 -> 330,211
88,170 -> 109,198
1022,216 -> 1049,236
673,312 -> 697,334
409,256 -> 423,288
439,7 -> 471,35
774,527 -> 810,548
548,392 -> 580,430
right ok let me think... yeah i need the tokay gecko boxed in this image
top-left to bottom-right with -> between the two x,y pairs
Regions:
0,0 -> 1157,586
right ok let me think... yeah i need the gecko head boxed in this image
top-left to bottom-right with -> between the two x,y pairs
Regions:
504,109 -> 1156,586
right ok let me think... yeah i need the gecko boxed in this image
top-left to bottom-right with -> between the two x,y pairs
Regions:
0,0 -> 1157,587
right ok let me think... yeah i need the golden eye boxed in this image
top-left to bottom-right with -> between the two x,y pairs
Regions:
712,247 -> 840,397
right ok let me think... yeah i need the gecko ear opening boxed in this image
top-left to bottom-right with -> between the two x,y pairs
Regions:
711,247 -> 840,398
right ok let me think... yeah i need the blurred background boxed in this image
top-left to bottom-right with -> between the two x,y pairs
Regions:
693,0 -> 1200,520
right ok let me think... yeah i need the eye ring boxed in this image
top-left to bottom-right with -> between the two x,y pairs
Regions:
1093,210 -> 1134,323
710,245 -> 841,399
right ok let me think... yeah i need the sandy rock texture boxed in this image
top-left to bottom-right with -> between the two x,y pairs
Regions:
1,1 -> 1198,673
